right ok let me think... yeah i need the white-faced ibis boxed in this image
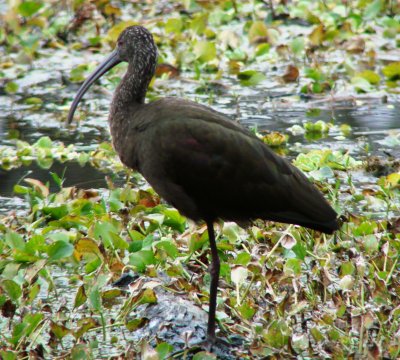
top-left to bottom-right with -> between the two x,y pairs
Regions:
67,26 -> 339,346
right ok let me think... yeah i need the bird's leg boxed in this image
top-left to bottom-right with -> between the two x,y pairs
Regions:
206,220 -> 220,344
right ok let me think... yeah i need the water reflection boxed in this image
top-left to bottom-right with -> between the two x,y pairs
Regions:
0,161 -> 109,197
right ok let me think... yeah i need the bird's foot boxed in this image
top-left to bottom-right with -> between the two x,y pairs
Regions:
186,335 -> 243,356
202,336 -> 231,352
169,335 -> 244,359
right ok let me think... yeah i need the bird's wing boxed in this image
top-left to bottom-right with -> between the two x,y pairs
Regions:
135,101 -> 338,232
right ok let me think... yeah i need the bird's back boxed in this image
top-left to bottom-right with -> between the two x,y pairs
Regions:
123,98 -> 339,234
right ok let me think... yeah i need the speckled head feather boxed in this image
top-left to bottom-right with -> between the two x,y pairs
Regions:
116,26 -> 158,73
67,25 -> 159,124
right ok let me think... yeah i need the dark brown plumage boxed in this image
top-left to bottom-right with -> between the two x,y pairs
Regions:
68,26 -> 339,345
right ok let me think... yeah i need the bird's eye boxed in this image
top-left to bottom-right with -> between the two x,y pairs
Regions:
118,40 -> 123,47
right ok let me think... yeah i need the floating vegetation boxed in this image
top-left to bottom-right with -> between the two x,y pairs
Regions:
0,0 -> 400,358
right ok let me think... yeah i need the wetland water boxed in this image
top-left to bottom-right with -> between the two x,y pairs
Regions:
0,3 -> 400,357
1,69 -> 399,217
1,38 -> 399,219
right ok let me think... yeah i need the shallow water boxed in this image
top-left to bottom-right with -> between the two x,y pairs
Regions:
0,43 -> 399,217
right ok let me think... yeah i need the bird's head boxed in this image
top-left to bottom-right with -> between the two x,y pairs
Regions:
116,26 -> 157,67
67,25 -> 158,124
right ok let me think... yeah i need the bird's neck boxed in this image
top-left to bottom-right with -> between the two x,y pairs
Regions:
109,62 -> 153,131
113,63 -> 152,107
108,63 -> 154,166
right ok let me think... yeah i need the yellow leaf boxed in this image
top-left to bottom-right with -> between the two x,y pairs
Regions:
386,172 -> 400,188
248,21 -> 268,43
74,238 -> 102,260
309,24 -> 325,46
194,41 -> 216,63
105,21 -> 138,44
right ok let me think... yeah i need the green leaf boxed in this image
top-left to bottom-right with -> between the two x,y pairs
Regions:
162,208 -> 186,232
5,82 -> 18,94
35,136 -> 52,148
353,221 -> 377,236
47,240 -> 74,260
304,68 -> 323,81
94,221 -> 119,248
13,185 -> 29,194
50,171 -> 64,188
255,43 -> 270,57
128,230 -> 145,242
25,97 -> 43,105
339,275 -> 354,290
290,37 -> 305,56
165,18 -> 183,33
69,64 -> 89,83
309,166 -> 335,181
89,286 -> 102,312
364,0 -> 383,19
129,250 -> 156,272
28,283 -> 40,303
238,301 -> 256,320
188,232 -> 208,252
351,76 -> 373,93
234,252 -> 251,266
310,326 -> 324,342
194,41 -> 216,63
291,242 -> 307,260
23,313 -> 44,336
144,213 -> 165,226
357,70 -> 380,85
237,70 -> 266,86
50,321 -> 71,339
262,320 -> 290,348
18,1 -> 43,17
129,239 -> 143,253
284,258 -> 302,276
5,231 -> 25,251
2,280 -> 22,302
155,240 -> 179,259
102,289 -> 121,300
125,318 -> 148,331
74,285 -> 87,309
304,120 -> 331,133
138,288 -> 157,305
382,62 -> 400,81
248,21 -> 268,42
85,257 -> 102,273
156,342 -> 174,360
363,234 -> 379,254
340,261 -> 355,276
193,352 -> 217,360
0,350 -> 17,360
43,205 -> 69,219
189,14 -> 208,34
294,149 -> 362,171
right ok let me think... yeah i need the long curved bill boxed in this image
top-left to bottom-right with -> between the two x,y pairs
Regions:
67,49 -> 121,124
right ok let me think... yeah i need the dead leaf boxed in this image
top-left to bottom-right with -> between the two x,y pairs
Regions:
282,65 -> 299,83
70,3 -> 96,32
343,37 -> 365,54
24,178 -> 49,197
280,233 -> 297,249
155,63 -> 180,78
368,342 -> 380,360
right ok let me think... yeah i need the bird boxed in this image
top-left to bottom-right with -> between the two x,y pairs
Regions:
67,25 -> 339,346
